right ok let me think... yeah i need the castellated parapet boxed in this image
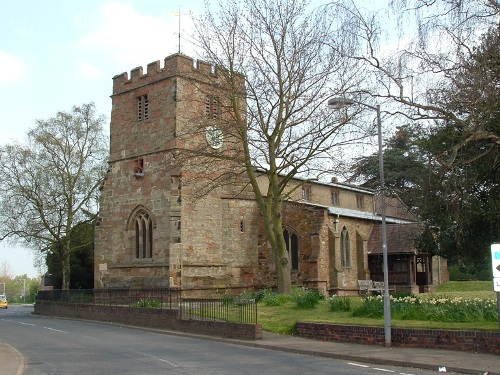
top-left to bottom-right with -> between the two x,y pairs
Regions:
112,53 -> 221,96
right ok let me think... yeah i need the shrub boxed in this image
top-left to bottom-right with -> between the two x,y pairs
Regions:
261,290 -> 291,306
328,296 -> 351,312
221,295 -> 234,306
448,264 -> 491,281
242,289 -> 272,302
352,295 -> 384,318
69,292 -> 93,303
292,288 -> 323,309
134,298 -> 161,308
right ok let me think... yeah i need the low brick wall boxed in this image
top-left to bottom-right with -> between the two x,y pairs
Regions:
34,301 -> 262,340
296,322 -> 500,354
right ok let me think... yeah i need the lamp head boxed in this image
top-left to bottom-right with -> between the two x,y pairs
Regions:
328,97 -> 355,109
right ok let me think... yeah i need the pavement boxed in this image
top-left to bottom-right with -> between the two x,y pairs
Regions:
2,325 -> 498,375
0,343 -> 24,375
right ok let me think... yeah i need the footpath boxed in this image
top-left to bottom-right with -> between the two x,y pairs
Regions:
0,342 -> 24,375
1,325 -> 498,375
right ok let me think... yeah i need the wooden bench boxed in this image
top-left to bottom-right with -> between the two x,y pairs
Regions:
358,280 -> 396,295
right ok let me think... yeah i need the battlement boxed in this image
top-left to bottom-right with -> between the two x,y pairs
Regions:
112,53 -> 220,95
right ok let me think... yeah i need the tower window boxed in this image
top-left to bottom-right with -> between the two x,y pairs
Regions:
138,95 -> 149,121
134,158 -> 144,176
205,96 -> 211,117
135,211 -> 153,259
205,95 -> 220,120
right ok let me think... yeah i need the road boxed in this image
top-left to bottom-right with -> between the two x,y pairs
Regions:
1,305 -> 441,375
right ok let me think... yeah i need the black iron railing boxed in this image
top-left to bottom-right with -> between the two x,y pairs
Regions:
37,288 -> 181,309
179,297 -> 257,324
36,289 -> 257,324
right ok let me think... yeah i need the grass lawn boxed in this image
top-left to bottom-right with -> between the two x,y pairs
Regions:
257,281 -> 499,334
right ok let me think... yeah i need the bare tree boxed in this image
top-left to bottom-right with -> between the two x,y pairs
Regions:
0,103 -> 108,289
189,0 -> 369,294
0,261 -> 13,280
329,0 -> 500,167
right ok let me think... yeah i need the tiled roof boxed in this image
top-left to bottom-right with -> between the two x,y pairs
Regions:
368,222 -> 423,254
328,206 -> 415,224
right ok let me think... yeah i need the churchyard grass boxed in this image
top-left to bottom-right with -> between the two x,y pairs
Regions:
257,281 -> 498,334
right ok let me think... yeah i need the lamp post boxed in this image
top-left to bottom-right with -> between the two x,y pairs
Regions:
328,97 -> 392,346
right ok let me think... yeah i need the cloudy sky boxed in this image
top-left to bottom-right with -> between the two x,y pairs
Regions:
0,0 -> 205,277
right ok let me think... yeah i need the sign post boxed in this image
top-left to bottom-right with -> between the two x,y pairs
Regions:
491,244 -> 500,330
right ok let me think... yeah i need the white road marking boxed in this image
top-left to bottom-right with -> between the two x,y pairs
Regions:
2,319 -> 36,326
348,362 -> 370,368
43,327 -> 67,333
348,362 -> 417,375
136,351 -> 180,367
17,322 -> 36,326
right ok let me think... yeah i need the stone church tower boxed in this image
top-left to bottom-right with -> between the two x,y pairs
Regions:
94,54 -> 257,292
95,53 -> 445,296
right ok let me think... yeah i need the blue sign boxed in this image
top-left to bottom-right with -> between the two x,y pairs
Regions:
492,244 -> 500,280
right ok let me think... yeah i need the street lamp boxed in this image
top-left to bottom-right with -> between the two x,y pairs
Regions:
328,97 -> 392,346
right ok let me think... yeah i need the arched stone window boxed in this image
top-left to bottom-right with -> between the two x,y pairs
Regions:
283,228 -> 299,271
132,210 -> 153,259
340,226 -> 351,268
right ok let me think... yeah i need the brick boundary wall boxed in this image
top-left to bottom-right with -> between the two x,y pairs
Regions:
296,322 -> 500,354
34,301 -> 262,340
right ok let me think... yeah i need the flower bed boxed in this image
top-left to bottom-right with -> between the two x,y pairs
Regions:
352,295 -> 498,323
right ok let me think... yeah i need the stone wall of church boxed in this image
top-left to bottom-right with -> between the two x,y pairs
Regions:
253,200 -> 373,295
178,194 -> 261,295
329,215 -> 373,295
95,153 -> 175,289
283,203 -> 329,290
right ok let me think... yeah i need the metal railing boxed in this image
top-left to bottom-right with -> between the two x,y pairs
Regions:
36,288 -> 181,309
179,297 -> 257,324
94,288 -> 181,309
36,288 -> 257,324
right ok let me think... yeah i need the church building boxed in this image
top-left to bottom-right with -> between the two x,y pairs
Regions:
94,54 -> 448,296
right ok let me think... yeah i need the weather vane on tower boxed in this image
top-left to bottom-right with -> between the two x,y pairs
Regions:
170,9 -> 185,54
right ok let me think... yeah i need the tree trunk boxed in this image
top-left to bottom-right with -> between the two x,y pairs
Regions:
61,248 -> 70,290
260,184 -> 292,295
275,232 -> 292,295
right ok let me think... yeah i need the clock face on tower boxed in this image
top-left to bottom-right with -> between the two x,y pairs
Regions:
205,126 -> 223,149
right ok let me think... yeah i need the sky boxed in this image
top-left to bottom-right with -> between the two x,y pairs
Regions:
0,0 -> 205,277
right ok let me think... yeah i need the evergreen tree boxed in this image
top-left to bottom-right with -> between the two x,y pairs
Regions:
46,222 -> 94,290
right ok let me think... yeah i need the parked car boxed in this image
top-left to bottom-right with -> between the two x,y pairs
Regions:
0,294 -> 8,309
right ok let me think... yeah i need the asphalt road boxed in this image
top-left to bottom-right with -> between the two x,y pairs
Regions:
1,305 -> 441,375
